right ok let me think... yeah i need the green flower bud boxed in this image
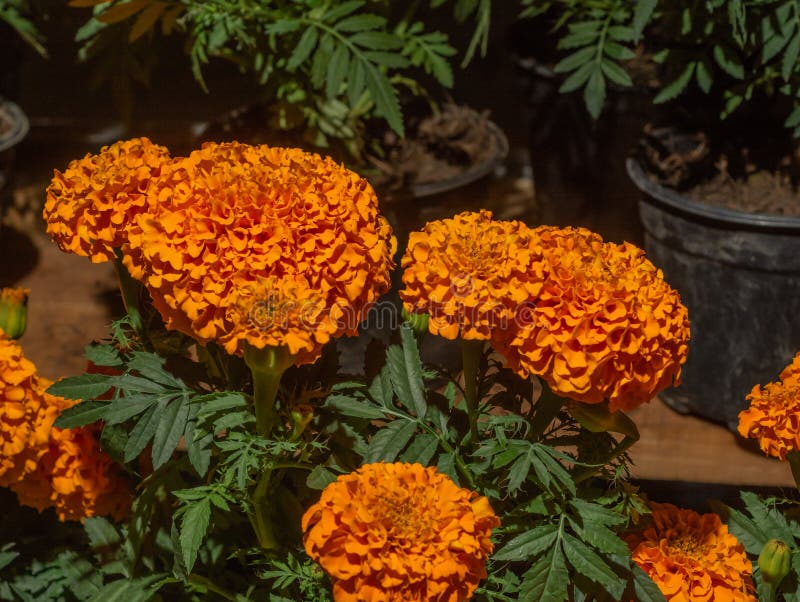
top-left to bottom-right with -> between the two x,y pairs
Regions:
290,403 -> 314,440
0,288 -> 28,339
759,539 -> 792,587
401,307 -> 429,337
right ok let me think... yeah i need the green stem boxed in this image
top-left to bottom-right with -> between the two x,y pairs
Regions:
243,344 -> 295,437
113,251 -> 145,336
188,573 -> 239,602
462,338 -> 485,443
242,344 -> 295,550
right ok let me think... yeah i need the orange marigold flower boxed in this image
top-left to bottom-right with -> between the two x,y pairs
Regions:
44,137 -> 171,263
497,227 -> 690,412
738,352 -> 800,460
11,396 -> 131,523
124,142 -> 396,364
0,334 -> 51,486
400,210 -> 544,340
302,462 -> 499,602
629,502 -> 756,602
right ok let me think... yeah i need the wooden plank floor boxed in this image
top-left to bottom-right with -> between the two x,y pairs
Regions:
628,397 -> 794,487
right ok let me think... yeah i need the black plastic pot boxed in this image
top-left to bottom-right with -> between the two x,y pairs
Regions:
627,157 -> 800,430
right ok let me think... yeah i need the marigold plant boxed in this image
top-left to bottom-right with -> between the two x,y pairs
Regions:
498,227 -> 690,412
738,352 -> 800,460
301,462 -> 499,602
629,502 -> 757,602
43,137 -> 171,263
400,210 -> 543,341
124,142 -> 396,364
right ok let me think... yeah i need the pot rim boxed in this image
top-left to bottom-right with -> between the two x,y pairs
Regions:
0,99 -> 29,153
627,157 -> 800,232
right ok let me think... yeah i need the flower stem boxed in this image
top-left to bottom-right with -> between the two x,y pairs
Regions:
243,344 -> 295,550
113,251 -> 145,336
243,344 -> 295,437
461,339 -> 485,443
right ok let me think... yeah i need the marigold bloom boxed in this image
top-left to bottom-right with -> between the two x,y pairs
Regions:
0,334 -> 51,486
738,352 -> 800,460
44,137 -> 171,262
629,503 -> 756,602
400,210 -> 543,340
11,398 -> 131,523
497,227 -> 690,412
302,462 -> 499,602
124,142 -> 396,364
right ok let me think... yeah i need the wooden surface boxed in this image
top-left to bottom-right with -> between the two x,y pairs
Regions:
628,397 -> 794,487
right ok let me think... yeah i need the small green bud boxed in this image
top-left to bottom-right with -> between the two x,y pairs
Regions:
759,539 -> 791,587
402,308 -> 429,337
0,288 -> 28,339
290,403 -> 314,441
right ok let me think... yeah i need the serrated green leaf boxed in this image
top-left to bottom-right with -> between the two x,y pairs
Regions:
696,56 -> 713,93
364,62 -> 403,135
326,43 -> 350,98
508,449 -> 532,493
194,391 -> 248,415
654,62 -> 696,103
726,506 -> 770,555
103,395 -> 159,425
53,400 -> 110,429
601,59 -> 633,87
112,374 -> 169,395
741,491 -> 796,546
335,14 -> 385,33
584,67 -> 606,118
519,541 -> 569,602
184,407 -> 212,477
326,394 -> 385,419
784,33 -> 800,81
399,433 -> 438,465
604,41 -> 636,60
323,0 -> 364,21
368,366 -> 393,408
307,465 -> 338,490
127,352 -> 185,389
494,523 -> 559,562
365,419 -> 417,463
563,533 -> 625,599
179,498 -> 211,572
84,343 -> 122,368
437,452 -> 459,484
48,374 -> 115,401
559,61 -> 594,93
713,44 -> 744,79
288,27 -> 318,70
151,397 -> 190,469
633,0 -> 657,41
386,325 -> 427,419
553,46 -> 596,74
123,403 -> 164,462
633,564 -> 667,601
351,31 -> 403,50
85,574 -> 166,602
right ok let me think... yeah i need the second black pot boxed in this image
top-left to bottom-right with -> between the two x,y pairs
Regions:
628,157 -> 800,430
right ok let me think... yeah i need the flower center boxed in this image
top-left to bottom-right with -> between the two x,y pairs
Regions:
667,534 -> 707,559
377,489 -> 433,541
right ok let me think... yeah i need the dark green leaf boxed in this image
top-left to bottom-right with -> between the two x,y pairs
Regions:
519,541 -> 569,602
713,44 -> 744,79
179,498 -> 211,572
437,452 -> 459,484
351,31 -> 403,50
654,62 -> 696,103
559,61 -> 594,94
112,374 -> 169,395
104,395 -> 159,425
365,419 -> 417,463
307,465 -> 338,490
553,46 -> 596,74
494,523 -> 559,562
123,403 -> 164,462
399,433 -> 438,465
601,59 -> 633,87
326,44 -> 350,98
726,506 -> 769,555
323,0 -> 364,21
583,69 -> 606,119
288,27 -> 318,70
784,33 -> 800,80
84,343 -> 122,368
326,394 -> 385,419
48,374 -> 115,401
562,533 -> 625,599
54,400 -> 110,429
363,62 -> 403,135
128,352 -> 184,388
335,14 -> 385,33
152,397 -> 190,469
386,325 -> 427,418
633,0 -> 657,41
633,564 -> 668,602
